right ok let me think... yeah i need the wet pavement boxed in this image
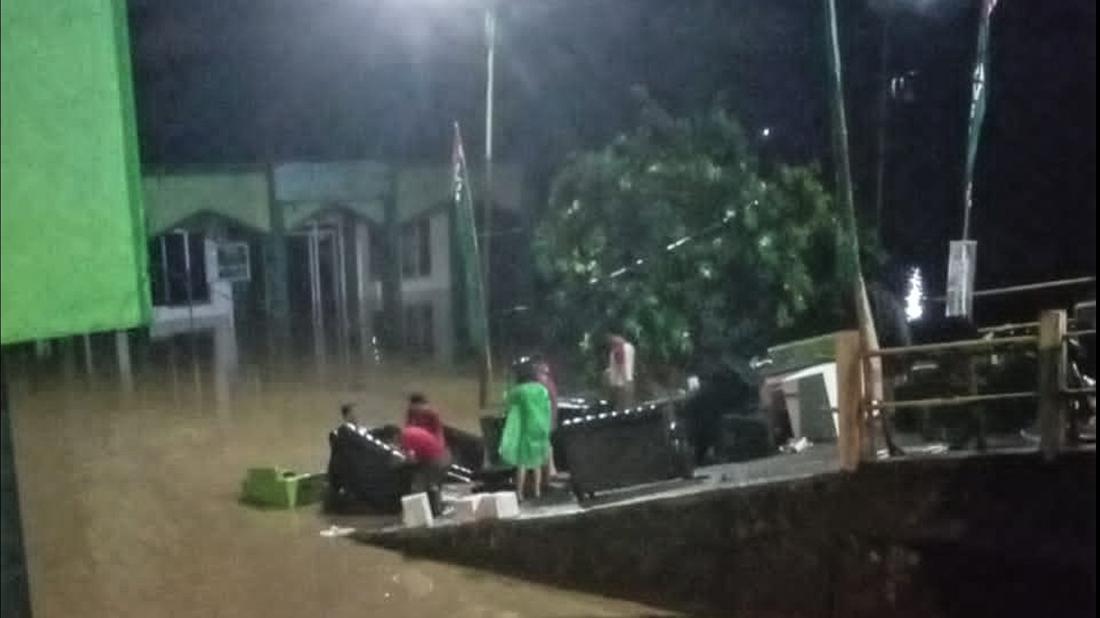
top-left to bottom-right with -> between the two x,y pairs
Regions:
4,334 -> 673,618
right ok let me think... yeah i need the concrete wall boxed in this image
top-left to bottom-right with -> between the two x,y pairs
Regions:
365,451 -> 1096,617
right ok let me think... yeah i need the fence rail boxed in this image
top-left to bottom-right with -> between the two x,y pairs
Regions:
867,335 -> 1036,358
867,391 -> 1037,411
835,304 -> 1095,470
927,276 -> 1095,303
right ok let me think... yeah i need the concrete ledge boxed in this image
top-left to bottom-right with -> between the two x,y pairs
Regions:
358,449 -> 1096,617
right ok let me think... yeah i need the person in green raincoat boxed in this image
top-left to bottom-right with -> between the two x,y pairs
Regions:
498,360 -> 553,500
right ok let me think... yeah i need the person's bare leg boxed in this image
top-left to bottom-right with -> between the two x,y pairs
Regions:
531,466 -> 542,499
514,468 -> 526,501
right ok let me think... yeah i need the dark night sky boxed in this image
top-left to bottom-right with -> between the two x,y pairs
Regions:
127,0 -> 1095,294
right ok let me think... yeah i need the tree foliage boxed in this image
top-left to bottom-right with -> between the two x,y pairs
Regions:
533,103 -> 859,381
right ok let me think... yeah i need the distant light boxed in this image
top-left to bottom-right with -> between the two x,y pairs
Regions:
905,267 -> 925,322
761,127 -> 772,138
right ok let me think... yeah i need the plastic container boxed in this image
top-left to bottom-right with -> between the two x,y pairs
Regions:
241,467 -> 326,509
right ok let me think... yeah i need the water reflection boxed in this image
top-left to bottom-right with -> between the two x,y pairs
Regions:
4,325 -> 670,618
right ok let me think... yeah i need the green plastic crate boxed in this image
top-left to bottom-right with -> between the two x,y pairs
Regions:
241,468 -> 326,509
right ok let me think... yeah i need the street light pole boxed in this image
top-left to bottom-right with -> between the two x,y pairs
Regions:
478,5 -> 496,408
873,13 -> 892,244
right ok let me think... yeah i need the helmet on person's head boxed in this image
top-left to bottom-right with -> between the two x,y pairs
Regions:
511,356 -> 538,383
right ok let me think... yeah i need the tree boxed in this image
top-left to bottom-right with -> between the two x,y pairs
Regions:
533,102 -> 859,383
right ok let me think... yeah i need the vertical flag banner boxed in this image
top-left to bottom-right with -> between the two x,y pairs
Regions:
961,0 -> 999,240
452,122 -> 489,351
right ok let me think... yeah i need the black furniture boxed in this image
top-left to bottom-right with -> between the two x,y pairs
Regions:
557,398 -> 694,501
325,424 -> 411,514
554,396 -> 611,472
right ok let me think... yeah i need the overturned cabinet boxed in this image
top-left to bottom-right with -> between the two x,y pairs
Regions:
759,334 -> 841,444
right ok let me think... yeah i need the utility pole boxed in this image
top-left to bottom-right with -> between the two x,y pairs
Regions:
478,5 -> 497,408
874,13 -> 892,243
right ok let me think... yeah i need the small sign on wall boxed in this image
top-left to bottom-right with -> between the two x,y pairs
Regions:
216,242 -> 251,282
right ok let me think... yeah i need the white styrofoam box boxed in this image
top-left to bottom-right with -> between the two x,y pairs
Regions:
472,491 -> 521,520
475,493 -> 497,520
453,495 -> 482,523
491,491 -> 520,519
401,493 -> 434,528
779,362 -> 839,440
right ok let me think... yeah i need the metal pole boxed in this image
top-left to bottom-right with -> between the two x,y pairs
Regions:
483,7 -> 495,300
479,6 -> 497,408
336,220 -> 350,349
873,14 -> 891,240
182,231 -> 194,331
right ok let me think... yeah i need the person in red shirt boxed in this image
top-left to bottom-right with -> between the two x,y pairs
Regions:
401,394 -> 451,515
405,393 -> 445,443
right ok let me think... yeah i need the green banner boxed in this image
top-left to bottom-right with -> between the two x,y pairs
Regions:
1,0 -> 150,343
452,123 -> 488,351
961,0 -> 999,240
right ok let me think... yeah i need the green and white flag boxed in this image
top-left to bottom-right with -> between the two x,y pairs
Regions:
962,0 -> 999,240
452,121 -> 489,350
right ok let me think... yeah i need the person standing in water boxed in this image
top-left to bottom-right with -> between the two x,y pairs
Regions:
499,361 -> 553,501
605,334 -> 636,410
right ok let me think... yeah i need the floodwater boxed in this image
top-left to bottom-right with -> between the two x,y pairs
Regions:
4,329 -> 671,618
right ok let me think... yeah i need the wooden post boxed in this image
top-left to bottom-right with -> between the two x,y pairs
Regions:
1037,309 -> 1067,459
835,330 -> 864,471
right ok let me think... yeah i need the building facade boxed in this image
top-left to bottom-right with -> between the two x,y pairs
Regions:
141,160 -> 524,364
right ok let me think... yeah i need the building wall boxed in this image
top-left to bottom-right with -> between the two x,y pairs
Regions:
144,172 -> 270,235
273,161 -> 388,204
363,209 -> 454,362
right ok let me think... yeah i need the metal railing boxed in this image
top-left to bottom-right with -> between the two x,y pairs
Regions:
833,307 -> 1094,470
926,276 -> 1095,304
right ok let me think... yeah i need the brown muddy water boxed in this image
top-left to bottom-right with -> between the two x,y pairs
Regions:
4,331 -> 671,618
